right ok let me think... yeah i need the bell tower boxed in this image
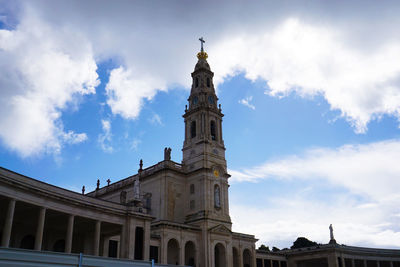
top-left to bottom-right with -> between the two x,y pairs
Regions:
182,38 -> 226,173
183,38 -> 231,227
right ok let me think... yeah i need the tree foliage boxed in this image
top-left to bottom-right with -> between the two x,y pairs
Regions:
290,237 -> 318,249
258,244 -> 270,251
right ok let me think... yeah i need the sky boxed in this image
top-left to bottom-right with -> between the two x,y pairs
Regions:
1,0 -> 400,249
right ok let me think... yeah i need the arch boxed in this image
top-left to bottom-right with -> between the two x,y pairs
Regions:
207,77 -> 210,87
233,247 -> 240,267
214,185 -> 221,208
195,77 -> 199,88
214,243 -> 226,267
20,234 -> 35,249
134,227 -> 144,260
167,238 -> 180,265
190,121 -> 196,138
53,239 -> 65,252
243,248 -> 252,267
210,120 -> 216,140
185,241 -> 196,266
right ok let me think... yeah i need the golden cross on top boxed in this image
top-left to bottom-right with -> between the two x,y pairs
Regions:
199,37 -> 205,52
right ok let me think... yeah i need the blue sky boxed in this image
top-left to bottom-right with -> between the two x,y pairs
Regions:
1,0 -> 400,249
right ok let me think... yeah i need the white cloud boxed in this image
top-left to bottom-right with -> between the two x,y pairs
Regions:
149,113 -> 163,126
62,131 -> 88,144
210,18 -> 400,133
105,67 -> 166,120
0,9 -> 98,157
230,140 -> 400,248
238,96 -> 255,110
2,1 -> 400,156
130,138 -> 141,151
98,119 -> 113,153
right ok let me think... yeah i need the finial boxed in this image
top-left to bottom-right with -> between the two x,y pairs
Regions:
199,37 -> 205,52
197,37 -> 208,60
139,159 -> 143,172
96,179 -> 100,190
107,178 -> 111,186
82,185 -> 85,195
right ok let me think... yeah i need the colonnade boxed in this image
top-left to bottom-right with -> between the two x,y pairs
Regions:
256,257 -> 287,267
0,197 -> 150,260
339,257 -> 397,267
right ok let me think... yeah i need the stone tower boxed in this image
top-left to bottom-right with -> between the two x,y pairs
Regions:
182,40 -> 231,229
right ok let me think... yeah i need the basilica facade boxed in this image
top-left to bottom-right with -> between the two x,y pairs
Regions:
0,46 -> 257,267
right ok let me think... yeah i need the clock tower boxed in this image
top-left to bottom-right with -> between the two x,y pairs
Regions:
182,39 -> 231,228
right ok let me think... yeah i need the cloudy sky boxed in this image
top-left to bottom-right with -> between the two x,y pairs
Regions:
1,0 -> 400,249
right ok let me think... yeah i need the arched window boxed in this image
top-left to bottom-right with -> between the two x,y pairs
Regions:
210,120 -> 216,140
190,121 -> 196,138
190,184 -> 195,194
214,185 -> 221,208
207,77 -> 210,87
195,77 -> 199,88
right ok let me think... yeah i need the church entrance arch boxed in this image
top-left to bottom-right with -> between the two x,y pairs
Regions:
185,241 -> 196,266
214,242 -> 226,267
243,248 -> 252,267
167,238 -> 180,265
233,247 -> 240,267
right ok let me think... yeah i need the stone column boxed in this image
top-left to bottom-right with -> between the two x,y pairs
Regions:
377,261 -> 381,267
363,259 -> 367,267
143,220 -> 151,260
195,247 -> 200,267
1,199 -> 16,247
352,259 -> 355,267
180,243 -> 185,266
327,254 -> 339,267
65,215 -> 74,253
390,262 -> 394,267
161,234 -> 168,264
103,236 -> 110,257
253,248 -> 257,267
93,220 -> 101,256
34,207 -> 46,250
239,246 -> 243,267
210,242 -> 215,267
119,223 -> 126,258
226,241 -> 233,267
128,221 -> 136,259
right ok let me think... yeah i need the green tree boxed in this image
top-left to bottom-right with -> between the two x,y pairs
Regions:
291,237 -> 318,249
258,244 -> 270,251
